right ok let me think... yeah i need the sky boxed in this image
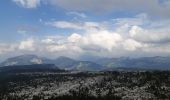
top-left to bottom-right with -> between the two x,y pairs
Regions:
0,0 -> 170,60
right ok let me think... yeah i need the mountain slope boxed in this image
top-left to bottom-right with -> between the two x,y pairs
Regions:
1,55 -> 170,71
0,55 -> 104,71
52,56 -> 78,69
52,57 -> 104,71
72,61 -> 104,71
95,56 -> 170,70
0,55 -> 45,66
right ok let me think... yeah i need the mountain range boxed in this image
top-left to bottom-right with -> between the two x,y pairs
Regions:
0,54 -> 170,71
0,55 -> 103,71
95,56 -> 170,70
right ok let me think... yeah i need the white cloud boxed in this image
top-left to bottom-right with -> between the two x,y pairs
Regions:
67,33 -> 82,43
46,45 -> 67,52
123,39 -> 144,51
18,39 -> 35,51
41,13 -> 170,58
37,30 -> 123,57
67,12 -> 87,18
65,31 -> 123,52
41,38 -> 55,44
0,44 -> 16,54
43,21 -> 125,57
31,58 -> 43,64
82,31 -> 123,51
1,13 -> 170,58
47,21 -> 105,31
13,0 -> 40,8
113,13 -> 149,34
47,21 -> 83,30
129,25 -> 170,43
46,44 -> 82,53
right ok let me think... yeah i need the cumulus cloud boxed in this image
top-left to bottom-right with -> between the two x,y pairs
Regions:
67,31 -> 123,51
18,39 -> 35,51
40,30 -> 123,54
129,25 -> 170,43
67,33 -> 82,43
1,13 -> 170,58
45,14 -> 170,57
12,0 -> 40,8
83,31 -> 123,51
123,39 -> 144,51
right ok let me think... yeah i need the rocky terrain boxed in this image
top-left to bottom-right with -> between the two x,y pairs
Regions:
0,69 -> 169,100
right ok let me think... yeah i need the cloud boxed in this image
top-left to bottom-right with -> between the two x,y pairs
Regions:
44,32 -> 126,55
18,39 -> 35,51
41,38 -> 55,44
67,33 -> 82,43
12,0 -> 170,18
47,21 -> 83,30
40,30 -> 123,58
12,0 -> 40,8
66,12 -> 87,18
30,58 -> 43,64
67,31 -> 123,51
0,44 -> 16,54
143,43 -> 170,53
47,21 -> 106,31
46,44 -> 82,53
17,24 -> 39,35
129,25 -> 170,43
39,13 -> 170,58
123,39 -> 144,51
1,13 -> 170,59
113,13 -> 148,27
46,0 -> 170,18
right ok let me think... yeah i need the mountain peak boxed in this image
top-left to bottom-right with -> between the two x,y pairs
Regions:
56,56 -> 76,61
7,54 -> 38,60
1,54 -> 43,66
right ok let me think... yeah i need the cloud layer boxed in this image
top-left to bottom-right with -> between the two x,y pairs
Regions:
1,13 -> 170,59
12,0 -> 170,18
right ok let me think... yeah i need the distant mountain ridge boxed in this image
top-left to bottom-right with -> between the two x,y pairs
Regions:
0,55 -> 44,66
0,55 -> 104,71
0,54 -> 170,71
95,56 -> 170,70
